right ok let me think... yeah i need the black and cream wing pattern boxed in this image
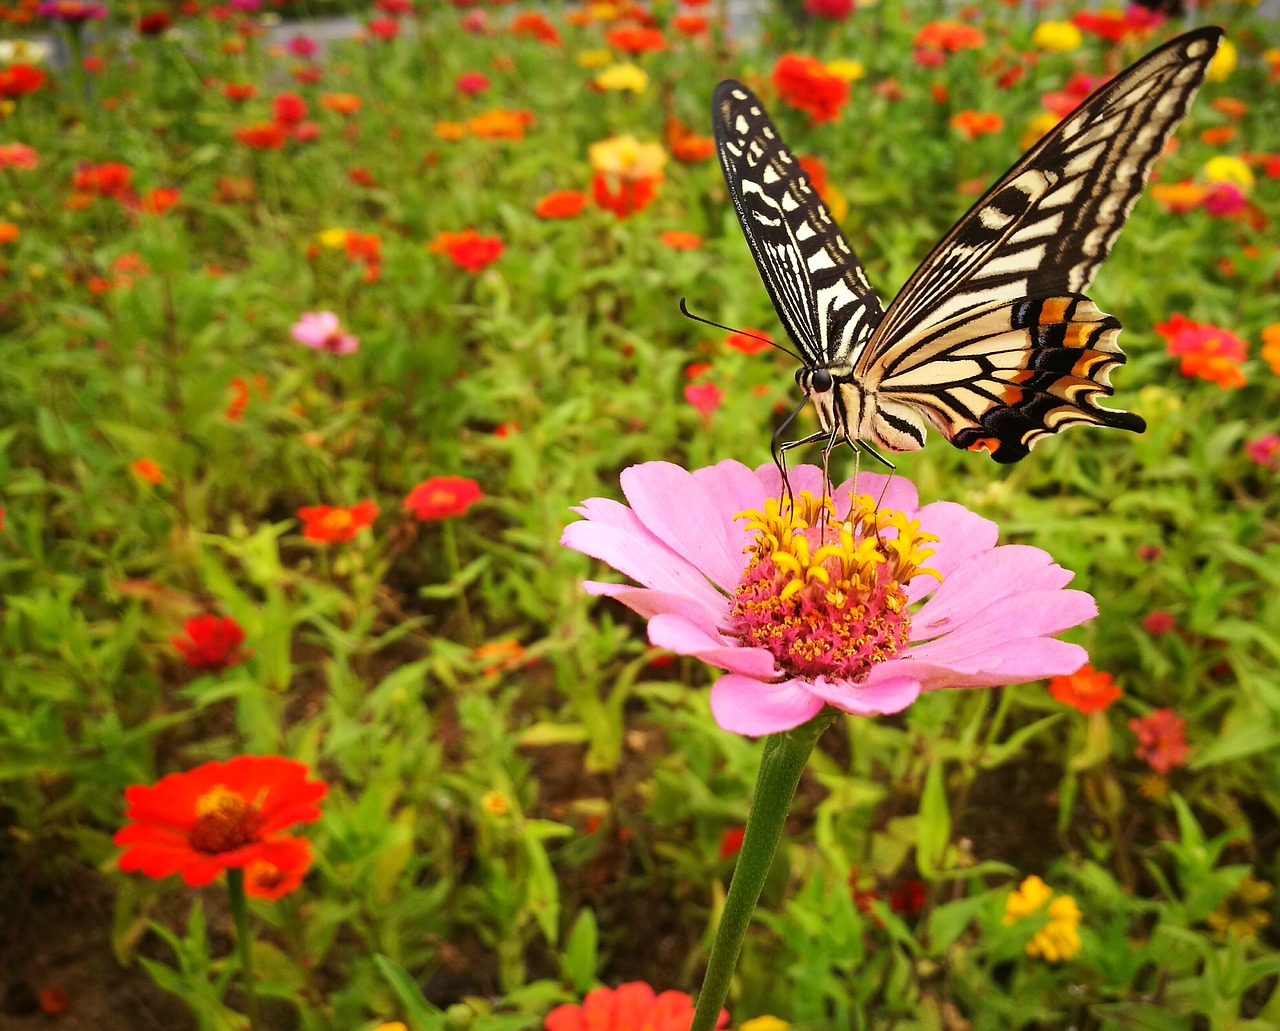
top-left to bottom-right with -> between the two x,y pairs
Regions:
713,27 -> 1223,463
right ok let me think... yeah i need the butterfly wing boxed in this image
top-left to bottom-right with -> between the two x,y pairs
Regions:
713,80 -> 884,367
854,27 -> 1222,462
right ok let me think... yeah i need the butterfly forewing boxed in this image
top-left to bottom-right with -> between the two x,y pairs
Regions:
712,81 -> 884,367
862,27 -> 1223,354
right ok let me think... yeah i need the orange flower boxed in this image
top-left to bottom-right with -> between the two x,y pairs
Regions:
725,329 -> 774,355
223,82 -> 257,102
320,92 -> 361,115
605,25 -> 666,53
950,110 -> 1004,139
403,475 -> 483,520
672,13 -> 707,36
660,229 -> 701,250
510,11 -> 560,44
0,221 -> 18,245
1199,126 -> 1236,146
130,457 -> 165,484
1262,322 -> 1280,375
467,108 -> 535,141
535,190 -> 587,219
141,186 -> 181,215
297,499 -> 379,543
435,120 -> 467,140
1048,664 -> 1122,714
1151,180 -> 1207,214
592,174 -> 658,218
428,229 -> 505,272
1211,96 -> 1247,120
665,117 -> 715,163
113,756 -> 326,893
772,52 -> 849,124
914,20 -> 986,53
235,121 -> 287,149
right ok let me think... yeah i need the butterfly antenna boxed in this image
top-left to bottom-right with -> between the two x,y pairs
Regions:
678,298 -> 800,361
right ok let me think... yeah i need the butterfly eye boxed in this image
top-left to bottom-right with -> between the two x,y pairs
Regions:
810,370 -> 833,393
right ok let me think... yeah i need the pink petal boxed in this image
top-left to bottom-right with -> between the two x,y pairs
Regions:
903,639 -> 1089,691
752,461 -> 828,500
912,544 -> 1078,634
710,674 -> 824,736
621,462 -> 748,591
907,501 -> 1000,603
561,519 -> 725,614
583,582 -> 723,631
647,613 -> 778,678
806,670 -> 921,715
829,471 -> 920,516
911,588 -> 1096,661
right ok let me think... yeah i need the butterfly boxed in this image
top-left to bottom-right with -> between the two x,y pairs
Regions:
711,27 -> 1223,466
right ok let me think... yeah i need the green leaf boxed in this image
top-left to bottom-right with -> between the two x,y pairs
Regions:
373,955 -> 446,1031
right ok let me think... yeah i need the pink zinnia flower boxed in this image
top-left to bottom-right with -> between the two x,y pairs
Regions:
562,462 -> 1096,737
1245,433 -> 1280,470
290,311 -> 359,354
457,71 -> 490,95
685,381 -> 724,420
287,34 -> 318,57
1129,708 -> 1189,773
1203,182 -> 1247,217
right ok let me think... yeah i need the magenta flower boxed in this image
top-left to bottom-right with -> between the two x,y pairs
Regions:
287,35 -> 319,58
290,311 -> 359,354
1245,433 -> 1280,470
562,461 -> 1096,736
36,0 -> 107,23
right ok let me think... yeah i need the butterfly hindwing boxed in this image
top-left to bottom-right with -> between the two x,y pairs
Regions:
862,295 -> 1143,463
712,81 -> 884,368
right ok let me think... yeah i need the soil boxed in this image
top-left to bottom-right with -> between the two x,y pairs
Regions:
0,859 -> 196,1031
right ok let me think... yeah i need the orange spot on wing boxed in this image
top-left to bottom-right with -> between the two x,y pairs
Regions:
967,437 -> 1001,455
1040,298 -> 1070,324
1001,385 -> 1025,405
1062,324 -> 1091,348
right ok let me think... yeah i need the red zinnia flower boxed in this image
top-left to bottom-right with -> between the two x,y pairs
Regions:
235,121 -> 287,149
140,186 -> 181,214
297,500 -> 379,543
772,53 -> 849,124
951,110 -> 1004,140
592,173 -> 658,218
223,82 -> 258,103
1048,663 -> 1122,714
718,826 -> 744,859
660,229 -> 701,250
1155,315 -> 1248,389
535,190 -> 587,219
913,20 -> 986,53
172,613 -> 249,670
805,0 -> 853,19
545,982 -> 727,1031
0,64 -> 46,98
428,229 -> 505,272
403,475 -> 483,520
725,329 -> 774,355
138,10 -> 170,34
367,16 -> 398,39
509,11 -> 559,44
1128,708 -> 1189,773
73,162 -> 132,198
114,756 -> 326,893
605,25 -> 666,53
272,92 -> 307,125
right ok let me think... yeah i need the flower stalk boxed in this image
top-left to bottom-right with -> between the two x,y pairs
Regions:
227,868 -> 262,1031
691,709 -> 836,1031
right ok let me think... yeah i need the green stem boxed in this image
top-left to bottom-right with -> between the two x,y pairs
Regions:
691,710 -> 835,1031
227,869 -> 262,1031
441,519 -> 475,646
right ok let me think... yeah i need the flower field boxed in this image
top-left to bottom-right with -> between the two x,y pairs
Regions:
2,0 -> 1279,1028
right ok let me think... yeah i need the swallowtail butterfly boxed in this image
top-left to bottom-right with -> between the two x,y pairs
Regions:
712,27 -> 1223,464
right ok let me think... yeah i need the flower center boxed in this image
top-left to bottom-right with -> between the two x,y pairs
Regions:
729,490 -> 938,682
190,785 -> 261,854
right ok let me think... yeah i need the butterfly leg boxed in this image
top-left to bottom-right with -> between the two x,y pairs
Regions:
774,429 -> 829,513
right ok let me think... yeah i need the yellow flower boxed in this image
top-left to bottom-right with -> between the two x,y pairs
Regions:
588,134 -> 667,181
0,39 -> 52,64
317,227 -> 349,249
434,120 -> 468,141
1208,875 -> 1272,940
825,59 -> 865,82
1003,875 -> 1083,963
1019,111 -> 1060,151
577,48 -> 613,69
1203,155 -> 1254,192
740,1019 -> 790,1031
1206,39 -> 1236,82
589,2 -> 618,20
595,63 -> 649,92
372,1024 -> 408,1031
1031,21 -> 1082,53
480,790 -> 511,817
